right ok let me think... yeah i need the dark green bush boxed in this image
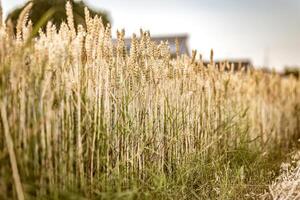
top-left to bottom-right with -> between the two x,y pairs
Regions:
6,0 -> 110,33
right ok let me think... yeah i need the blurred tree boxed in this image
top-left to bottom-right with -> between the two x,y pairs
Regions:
6,0 -> 110,33
283,67 -> 300,78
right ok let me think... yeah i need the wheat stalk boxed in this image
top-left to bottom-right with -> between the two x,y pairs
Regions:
0,103 -> 25,200
16,2 -> 33,42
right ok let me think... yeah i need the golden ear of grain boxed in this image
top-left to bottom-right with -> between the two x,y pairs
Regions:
66,1 -> 75,35
191,49 -> 197,65
84,7 -> 90,24
210,48 -> 214,65
116,29 -> 123,58
199,54 -> 203,62
6,19 -> 14,39
84,7 -> 92,32
130,33 -> 138,62
175,38 -> 180,58
16,2 -> 33,41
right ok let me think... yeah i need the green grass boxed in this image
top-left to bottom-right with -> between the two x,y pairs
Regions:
0,140 -> 291,200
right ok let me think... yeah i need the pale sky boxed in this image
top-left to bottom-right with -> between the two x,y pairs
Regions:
3,0 -> 300,70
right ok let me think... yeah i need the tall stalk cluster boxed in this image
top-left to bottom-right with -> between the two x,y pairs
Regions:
0,2 -> 299,199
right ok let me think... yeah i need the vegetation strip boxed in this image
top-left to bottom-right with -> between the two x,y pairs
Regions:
0,1 -> 299,199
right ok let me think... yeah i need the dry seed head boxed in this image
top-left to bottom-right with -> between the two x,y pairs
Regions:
58,22 -> 69,41
102,23 -> 113,60
231,63 -> 234,73
104,23 -> 111,40
6,19 -> 14,39
16,2 -> 33,42
46,21 -> 53,38
219,61 -> 224,72
191,49 -> 197,65
210,48 -> 214,65
116,29 -> 126,59
66,1 -> 75,36
175,38 -> 180,58
84,7 -> 91,30
140,30 -> 148,57
116,30 -> 122,58
22,20 -> 32,41
144,31 -> 152,56
140,28 -> 144,38
130,33 -> 138,61
225,60 -> 230,70
199,54 -> 203,64
158,41 -> 170,61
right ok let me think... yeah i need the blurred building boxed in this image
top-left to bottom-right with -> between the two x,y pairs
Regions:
154,34 -> 190,57
203,59 -> 253,71
116,34 -> 190,57
114,34 -> 253,71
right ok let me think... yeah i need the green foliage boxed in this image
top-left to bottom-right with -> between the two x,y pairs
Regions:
6,0 -> 110,32
283,67 -> 300,78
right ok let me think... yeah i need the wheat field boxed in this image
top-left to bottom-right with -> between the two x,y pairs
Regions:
0,2 -> 300,200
